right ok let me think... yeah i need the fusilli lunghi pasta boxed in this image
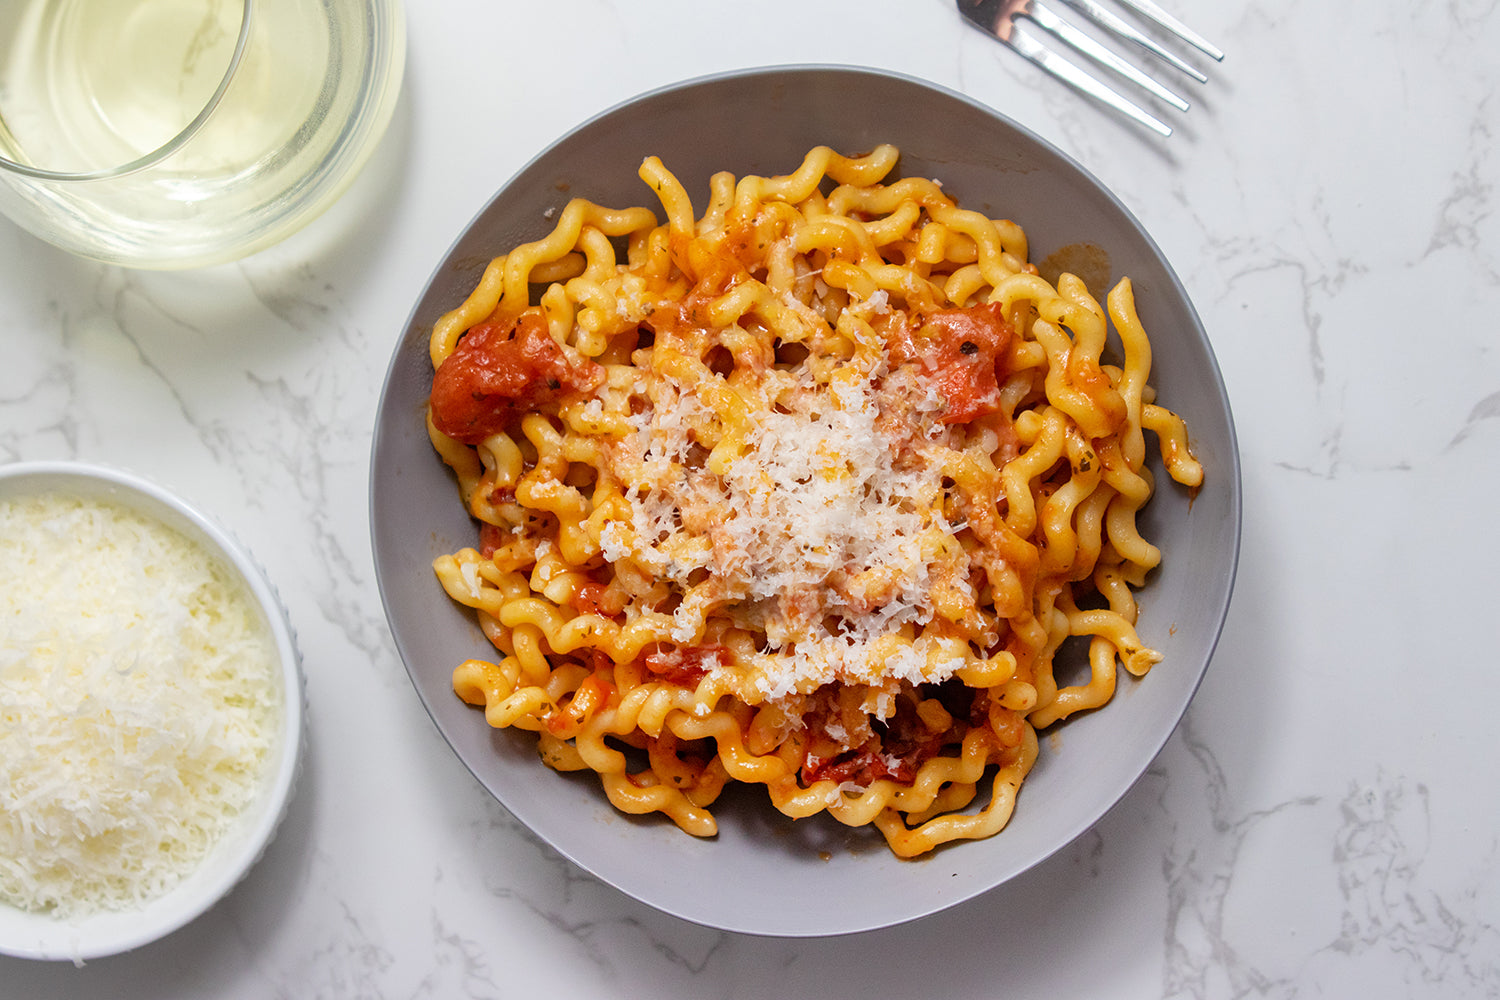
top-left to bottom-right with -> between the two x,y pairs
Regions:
423,145 -> 1203,857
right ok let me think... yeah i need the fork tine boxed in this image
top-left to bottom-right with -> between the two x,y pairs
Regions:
1005,26 -> 1174,136
956,0 -> 1207,136
1055,0 -> 1208,83
1027,0 -> 1189,111
1111,0 -> 1226,61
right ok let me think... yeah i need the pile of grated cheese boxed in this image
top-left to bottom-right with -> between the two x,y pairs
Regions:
0,492 -> 281,919
606,357 -> 972,706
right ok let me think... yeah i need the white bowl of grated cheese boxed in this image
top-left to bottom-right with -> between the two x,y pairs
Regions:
0,461 -> 303,963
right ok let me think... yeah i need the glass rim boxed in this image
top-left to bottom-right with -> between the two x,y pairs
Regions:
0,0 -> 255,182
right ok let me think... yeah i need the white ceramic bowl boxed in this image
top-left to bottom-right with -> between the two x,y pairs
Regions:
0,461 -> 303,962
371,66 -> 1241,937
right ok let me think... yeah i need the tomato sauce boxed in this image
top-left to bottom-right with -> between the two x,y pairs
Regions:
477,521 -> 507,558
545,650 -> 617,736
802,729 -> 949,785
801,683 -> 978,786
889,302 -> 1014,424
429,308 -> 604,444
641,643 -> 725,686
571,580 -> 621,618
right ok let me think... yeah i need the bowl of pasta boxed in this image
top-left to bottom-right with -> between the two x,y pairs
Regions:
371,65 -> 1240,937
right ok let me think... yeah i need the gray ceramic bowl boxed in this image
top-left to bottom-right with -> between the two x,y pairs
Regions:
371,66 -> 1240,937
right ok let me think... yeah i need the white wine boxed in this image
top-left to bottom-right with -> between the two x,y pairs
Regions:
0,0 -> 404,267
3,0 -> 237,173
0,0 -> 324,175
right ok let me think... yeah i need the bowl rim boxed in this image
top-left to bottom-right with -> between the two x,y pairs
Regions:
371,63 -> 1242,937
0,459 -> 305,962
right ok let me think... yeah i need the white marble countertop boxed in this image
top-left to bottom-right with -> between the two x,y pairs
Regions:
4,1 -> 1499,996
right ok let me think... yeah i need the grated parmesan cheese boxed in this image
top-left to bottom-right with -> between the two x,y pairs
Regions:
607,350 -> 970,704
0,492 -> 281,919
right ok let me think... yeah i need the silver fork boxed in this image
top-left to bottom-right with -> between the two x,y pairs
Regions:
957,0 -> 1225,136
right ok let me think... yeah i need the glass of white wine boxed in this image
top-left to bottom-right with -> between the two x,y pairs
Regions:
0,0 -> 404,269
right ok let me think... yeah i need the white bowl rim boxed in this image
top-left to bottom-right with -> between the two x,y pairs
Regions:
0,459 -> 304,962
